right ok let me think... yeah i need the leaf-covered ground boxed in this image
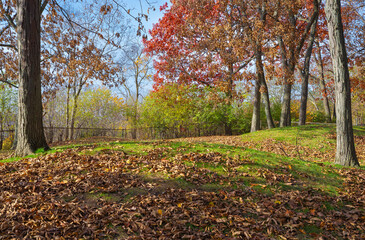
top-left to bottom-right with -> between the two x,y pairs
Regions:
0,125 -> 364,239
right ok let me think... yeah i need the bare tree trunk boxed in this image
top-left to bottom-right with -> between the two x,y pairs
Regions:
70,99 -> 77,140
316,42 -> 332,122
251,79 -> 261,132
224,63 -> 234,135
70,86 -> 82,140
325,0 -> 359,166
15,0 -> 48,156
0,116 -> 3,150
280,84 -> 292,127
256,46 -> 275,129
299,1 -> 318,125
65,86 -> 70,140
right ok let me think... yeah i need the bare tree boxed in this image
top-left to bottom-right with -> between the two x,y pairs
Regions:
118,42 -> 152,139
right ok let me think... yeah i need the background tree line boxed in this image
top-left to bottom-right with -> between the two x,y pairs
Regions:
0,0 -> 363,166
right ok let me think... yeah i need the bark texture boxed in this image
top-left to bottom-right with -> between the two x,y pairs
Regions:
279,84 -> 292,127
251,79 -> 261,132
15,0 -> 49,156
256,46 -> 275,129
315,43 -> 332,122
299,0 -> 318,125
325,0 -> 359,166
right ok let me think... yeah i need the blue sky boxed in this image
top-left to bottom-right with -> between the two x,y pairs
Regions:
124,0 -> 167,36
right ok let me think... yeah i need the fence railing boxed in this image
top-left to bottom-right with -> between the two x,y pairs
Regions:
0,124 -> 233,148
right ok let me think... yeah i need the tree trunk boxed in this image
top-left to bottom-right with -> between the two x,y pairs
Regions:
65,86 -> 70,140
15,0 -> 48,156
325,0 -> 359,166
316,43 -> 332,122
299,3 -> 318,125
256,46 -> 275,129
280,84 -> 292,127
70,88 -> 82,140
251,79 -> 261,132
0,116 -> 3,150
224,63 -> 234,135
332,102 -> 336,120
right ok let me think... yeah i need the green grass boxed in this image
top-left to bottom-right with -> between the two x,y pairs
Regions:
244,124 -> 337,150
1,123 -> 363,239
0,124 -> 362,197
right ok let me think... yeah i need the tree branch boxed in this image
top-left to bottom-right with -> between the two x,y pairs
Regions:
0,43 -> 18,51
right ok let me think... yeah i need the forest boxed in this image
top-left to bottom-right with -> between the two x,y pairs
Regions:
0,0 -> 364,239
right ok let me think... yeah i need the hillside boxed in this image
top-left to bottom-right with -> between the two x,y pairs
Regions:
0,124 -> 364,239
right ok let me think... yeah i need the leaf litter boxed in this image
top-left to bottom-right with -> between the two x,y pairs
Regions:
0,139 -> 364,239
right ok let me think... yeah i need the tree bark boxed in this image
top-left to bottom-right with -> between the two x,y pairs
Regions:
280,84 -> 292,127
224,63 -> 234,135
315,42 -> 332,122
325,0 -> 359,166
299,3 -> 318,125
251,78 -> 261,132
15,0 -> 48,156
256,46 -> 275,129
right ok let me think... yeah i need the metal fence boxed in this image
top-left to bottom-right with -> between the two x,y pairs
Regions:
43,125 -> 229,143
0,124 -> 231,149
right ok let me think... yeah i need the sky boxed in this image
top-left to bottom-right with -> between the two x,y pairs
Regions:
124,0 -> 167,37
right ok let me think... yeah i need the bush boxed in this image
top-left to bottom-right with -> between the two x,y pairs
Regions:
2,134 -> 14,150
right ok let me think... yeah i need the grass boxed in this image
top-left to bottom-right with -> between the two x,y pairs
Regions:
1,124 -> 362,196
0,124 -> 364,239
244,124 -> 337,150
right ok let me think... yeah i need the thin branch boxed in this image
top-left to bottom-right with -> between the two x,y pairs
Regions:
0,43 -> 17,51
233,55 -> 254,75
53,1 -> 101,36
0,25 -> 10,38
0,79 -> 18,88
40,0 -> 49,14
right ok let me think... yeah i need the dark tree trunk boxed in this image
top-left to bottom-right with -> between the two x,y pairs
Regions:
0,118 -> 3,150
256,46 -> 275,129
299,1 -> 319,125
251,79 -> 261,132
316,42 -> 332,122
15,0 -> 48,156
325,0 -> 359,166
333,102 -> 336,120
65,86 -> 70,140
299,3 -> 318,125
224,63 -> 234,135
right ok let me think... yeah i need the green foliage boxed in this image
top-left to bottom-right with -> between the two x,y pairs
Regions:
0,85 -> 17,130
45,87 -> 124,130
77,87 -> 124,129
140,84 -> 252,134
140,84 -> 197,129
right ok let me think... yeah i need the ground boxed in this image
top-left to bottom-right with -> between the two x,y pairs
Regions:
0,125 -> 364,239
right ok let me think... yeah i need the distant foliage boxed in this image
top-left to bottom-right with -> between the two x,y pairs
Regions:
139,84 -> 252,134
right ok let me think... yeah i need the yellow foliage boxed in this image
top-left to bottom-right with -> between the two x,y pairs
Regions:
2,134 -> 14,150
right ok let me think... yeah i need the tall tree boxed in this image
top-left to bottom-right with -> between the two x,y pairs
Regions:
325,0 -> 359,166
269,0 -> 319,127
15,0 -> 49,156
299,0 -> 319,125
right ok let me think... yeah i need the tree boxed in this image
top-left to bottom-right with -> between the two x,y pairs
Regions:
118,42 -> 152,139
14,0 -> 49,156
325,0 -> 359,166
298,0 -> 319,126
144,0 -> 254,135
0,85 -> 17,149
267,0 -> 320,127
